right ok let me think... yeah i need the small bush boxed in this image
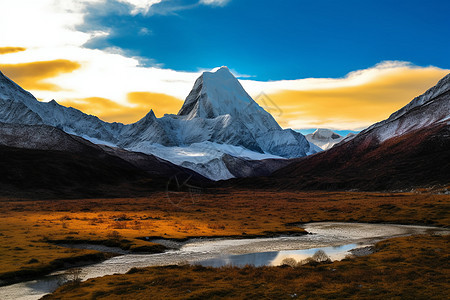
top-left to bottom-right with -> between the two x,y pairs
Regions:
112,222 -> 127,229
131,221 -> 142,230
89,218 -> 104,225
106,231 -> 122,240
208,223 -> 226,230
312,250 -> 331,263
27,258 -> 39,264
91,290 -> 108,299
62,268 -> 82,289
126,267 -> 142,274
114,214 -> 132,221
281,257 -> 298,268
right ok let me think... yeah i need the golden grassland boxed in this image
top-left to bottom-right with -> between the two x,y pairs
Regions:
45,234 -> 450,300
0,190 -> 448,285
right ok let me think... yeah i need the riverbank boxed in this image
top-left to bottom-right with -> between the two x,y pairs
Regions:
43,234 -> 450,300
0,252 -> 115,287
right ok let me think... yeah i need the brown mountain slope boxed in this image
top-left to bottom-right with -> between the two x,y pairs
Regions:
225,122 -> 449,191
224,74 -> 450,191
276,122 -> 449,190
0,123 -> 209,199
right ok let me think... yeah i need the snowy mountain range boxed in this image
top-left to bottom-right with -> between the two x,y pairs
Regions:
0,66 -> 319,180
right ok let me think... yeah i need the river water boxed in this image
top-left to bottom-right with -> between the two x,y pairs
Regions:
0,222 -> 447,300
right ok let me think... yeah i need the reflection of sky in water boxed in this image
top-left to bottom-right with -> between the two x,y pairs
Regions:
2,275 -> 67,300
198,244 -> 357,267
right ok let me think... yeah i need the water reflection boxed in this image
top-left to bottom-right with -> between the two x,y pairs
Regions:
1,275 -> 66,300
198,244 -> 357,267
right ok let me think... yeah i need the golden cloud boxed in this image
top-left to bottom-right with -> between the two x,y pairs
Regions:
0,47 -> 26,55
0,59 -> 81,91
59,92 -> 183,124
59,97 -> 147,124
264,67 -> 449,130
127,92 -> 183,118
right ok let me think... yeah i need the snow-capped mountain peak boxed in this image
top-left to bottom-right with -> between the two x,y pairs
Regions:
306,129 -> 345,150
138,109 -> 157,122
178,66 -> 277,124
311,129 -> 342,140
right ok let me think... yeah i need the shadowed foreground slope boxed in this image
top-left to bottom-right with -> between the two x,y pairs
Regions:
0,123 -> 208,199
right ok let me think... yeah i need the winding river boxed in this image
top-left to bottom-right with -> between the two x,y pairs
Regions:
0,222 -> 448,300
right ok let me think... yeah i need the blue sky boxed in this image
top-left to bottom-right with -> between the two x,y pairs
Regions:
0,0 -> 449,130
83,0 -> 450,81
297,129 -> 359,136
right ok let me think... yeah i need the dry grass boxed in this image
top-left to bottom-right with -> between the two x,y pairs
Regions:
44,234 -> 450,300
0,190 -> 448,284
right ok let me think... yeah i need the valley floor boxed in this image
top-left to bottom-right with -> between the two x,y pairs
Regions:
0,190 -> 449,297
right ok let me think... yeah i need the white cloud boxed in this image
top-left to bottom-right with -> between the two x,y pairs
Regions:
116,0 -> 163,15
0,0 -> 100,48
138,27 -> 152,35
200,0 -> 231,6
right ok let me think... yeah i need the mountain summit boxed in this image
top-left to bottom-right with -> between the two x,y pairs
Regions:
306,129 -> 345,150
0,67 -> 319,180
179,67 -> 279,127
179,67 -> 248,118
178,67 -> 282,141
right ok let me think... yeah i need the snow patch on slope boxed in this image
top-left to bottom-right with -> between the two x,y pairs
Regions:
128,141 -> 284,180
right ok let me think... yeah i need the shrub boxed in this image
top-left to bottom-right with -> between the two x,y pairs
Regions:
208,223 -> 226,230
126,267 -> 141,274
114,214 -> 132,221
112,222 -> 127,229
106,231 -> 122,240
62,268 -> 83,290
281,257 -> 298,268
312,250 -> 331,263
131,221 -> 142,230
27,258 -> 39,264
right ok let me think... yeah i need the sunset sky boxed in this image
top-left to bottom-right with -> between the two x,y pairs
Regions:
0,0 -> 449,131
